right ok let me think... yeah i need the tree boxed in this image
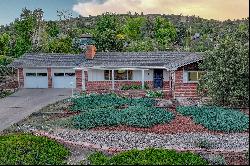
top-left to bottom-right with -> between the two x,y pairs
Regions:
47,36 -> 80,53
0,55 -> 13,66
123,17 -> 146,41
46,21 -> 60,37
93,12 -> 124,51
124,38 -> 155,52
0,33 -> 10,56
198,23 -> 249,107
154,17 -> 177,50
13,8 -> 37,57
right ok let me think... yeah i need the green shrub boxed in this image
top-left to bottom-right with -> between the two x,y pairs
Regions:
176,106 -> 249,132
70,93 -> 156,112
88,148 -> 208,165
121,106 -> 174,128
121,83 -> 149,90
73,108 -> 121,129
0,133 -> 70,165
146,90 -> 164,98
73,106 -> 174,129
121,84 -> 141,90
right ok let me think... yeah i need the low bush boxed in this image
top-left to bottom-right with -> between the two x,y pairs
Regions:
121,83 -> 149,90
70,93 -> 156,112
0,133 -> 70,165
176,106 -> 249,132
121,106 -> 174,128
121,84 -> 141,90
87,148 -> 208,165
146,90 -> 164,98
73,106 -> 174,129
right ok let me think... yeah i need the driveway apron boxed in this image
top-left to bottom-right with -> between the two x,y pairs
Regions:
0,88 -> 71,131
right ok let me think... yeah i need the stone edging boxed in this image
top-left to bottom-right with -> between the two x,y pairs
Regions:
32,130 -> 248,155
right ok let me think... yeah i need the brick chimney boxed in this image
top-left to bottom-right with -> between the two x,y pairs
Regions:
85,45 -> 97,60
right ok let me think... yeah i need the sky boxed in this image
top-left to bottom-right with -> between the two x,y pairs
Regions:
0,0 -> 249,25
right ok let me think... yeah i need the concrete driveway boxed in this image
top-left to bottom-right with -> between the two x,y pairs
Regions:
0,89 -> 72,131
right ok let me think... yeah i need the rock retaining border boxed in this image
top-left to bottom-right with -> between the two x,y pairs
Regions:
33,130 -> 248,155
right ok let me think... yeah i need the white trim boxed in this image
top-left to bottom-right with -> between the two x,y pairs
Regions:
141,69 -> 145,89
111,70 -> 114,90
82,69 -> 85,90
172,71 -> 176,99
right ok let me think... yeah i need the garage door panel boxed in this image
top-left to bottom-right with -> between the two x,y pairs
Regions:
24,68 -> 48,88
53,76 -> 75,88
24,76 -> 48,88
52,68 -> 76,88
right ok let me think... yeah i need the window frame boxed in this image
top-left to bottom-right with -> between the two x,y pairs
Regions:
37,73 -> 47,77
187,71 -> 205,83
54,73 -> 65,77
26,73 -> 37,77
104,70 -> 133,81
65,73 -> 75,77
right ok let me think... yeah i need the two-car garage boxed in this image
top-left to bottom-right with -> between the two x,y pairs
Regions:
24,68 -> 76,88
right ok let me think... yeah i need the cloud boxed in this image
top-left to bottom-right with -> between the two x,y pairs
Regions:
72,0 -> 249,20
77,0 -> 108,4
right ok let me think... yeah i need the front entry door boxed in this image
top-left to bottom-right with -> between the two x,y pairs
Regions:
154,69 -> 163,88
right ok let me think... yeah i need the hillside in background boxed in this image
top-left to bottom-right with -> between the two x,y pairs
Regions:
0,8 -> 249,65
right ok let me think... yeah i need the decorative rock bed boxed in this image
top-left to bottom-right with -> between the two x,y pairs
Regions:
33,128 -> 249,154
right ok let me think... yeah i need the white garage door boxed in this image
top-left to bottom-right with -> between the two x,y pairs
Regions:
52,69 -> 76,88
24,69 -> 48,88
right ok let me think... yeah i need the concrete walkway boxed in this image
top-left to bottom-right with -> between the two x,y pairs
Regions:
0,89 -> 71,131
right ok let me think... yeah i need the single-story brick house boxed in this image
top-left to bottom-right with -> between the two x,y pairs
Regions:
10,45 -> 204,98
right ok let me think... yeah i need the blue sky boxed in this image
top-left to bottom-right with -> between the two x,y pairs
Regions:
0,0 -> 79,25
0,0 -> 249,26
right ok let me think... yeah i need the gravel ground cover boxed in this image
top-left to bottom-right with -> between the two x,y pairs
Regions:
47,128 -> 249,152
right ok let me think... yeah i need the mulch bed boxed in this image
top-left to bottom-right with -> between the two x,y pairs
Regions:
224,153 -> 249,165
91,114 -> 215,134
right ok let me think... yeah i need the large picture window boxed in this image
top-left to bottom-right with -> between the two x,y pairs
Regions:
104,70 -> 133,80
188,71 -> 205,82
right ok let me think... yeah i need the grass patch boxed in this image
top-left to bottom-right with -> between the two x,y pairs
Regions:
176,106 -> 249,132
73,106 -> 174,129
0,133 -> 70,165
87,148 -> 208,165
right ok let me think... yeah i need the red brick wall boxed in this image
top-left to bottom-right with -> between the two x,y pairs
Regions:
174,67 -> 198,98
18,68 -> 24,87
47,68 -> 52,88
76,70 -> 82,90
85,80 -> 171,91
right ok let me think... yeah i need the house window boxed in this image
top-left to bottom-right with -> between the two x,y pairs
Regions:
37,73 -> 47,76
104,70 -> 133,80
115,70 -> 127,80
54,73 -> 64,76
26,73 -> 36,76
104,70 -> 112,80
188,71 -> 205,82
65,73 -> 75,76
